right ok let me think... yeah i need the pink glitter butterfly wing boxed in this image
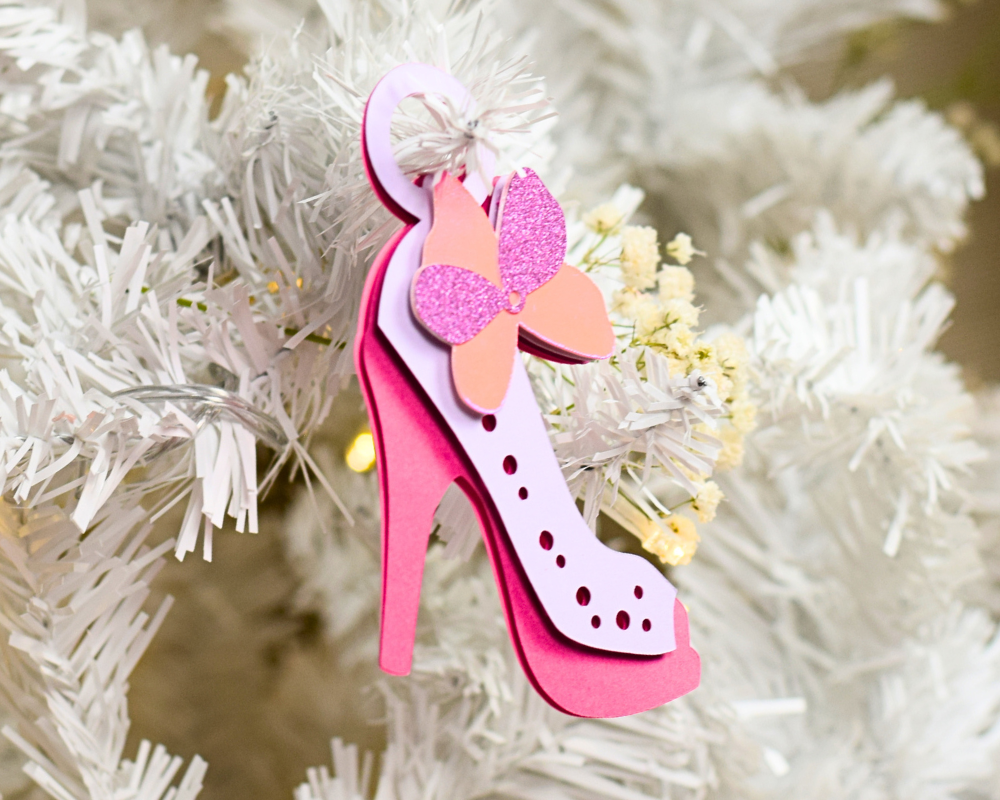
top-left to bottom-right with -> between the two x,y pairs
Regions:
411,264 -> 508,345
495,169 -> 566,307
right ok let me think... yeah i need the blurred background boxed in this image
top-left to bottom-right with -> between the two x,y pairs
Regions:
71,1 -> 1000,797
792,0 -> 1000,386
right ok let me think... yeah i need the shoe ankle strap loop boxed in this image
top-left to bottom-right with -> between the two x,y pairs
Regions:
362,63 -> 495,223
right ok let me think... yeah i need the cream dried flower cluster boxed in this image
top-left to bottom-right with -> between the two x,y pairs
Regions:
531,192 -> 757,566
616,243 -> 755,478
606,222 -> 756,466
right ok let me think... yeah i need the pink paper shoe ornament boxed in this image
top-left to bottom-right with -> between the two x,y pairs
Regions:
355,63 -> 700,718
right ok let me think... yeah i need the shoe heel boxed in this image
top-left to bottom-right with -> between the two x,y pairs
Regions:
356,231 -> 465,677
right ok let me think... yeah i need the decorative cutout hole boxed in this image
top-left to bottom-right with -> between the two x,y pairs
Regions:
518,487 -> 528,500
591,615 -> 601,628
576,587 -> 591,606
503,455 -> 517,475
634,585 -> 643,599
482,415 -> 497,432
617,611 -> 630,630
642,619 -> 651,632
556,555 -> 566,568
539,531 -> 553,550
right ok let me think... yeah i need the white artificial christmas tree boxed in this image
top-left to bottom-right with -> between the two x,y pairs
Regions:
0,1 -> 993,799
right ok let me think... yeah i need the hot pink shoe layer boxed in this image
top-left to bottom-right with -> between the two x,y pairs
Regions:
356,227 -> 700,718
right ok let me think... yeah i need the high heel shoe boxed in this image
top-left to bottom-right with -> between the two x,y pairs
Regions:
355,64 -> 700,718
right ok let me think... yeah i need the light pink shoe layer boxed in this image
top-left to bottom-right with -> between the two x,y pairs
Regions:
355,64 -> 701,717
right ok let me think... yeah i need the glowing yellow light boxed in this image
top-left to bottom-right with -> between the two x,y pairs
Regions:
267,281 -> 279,293
296,277 -> 303,288
346,431 -> 376,473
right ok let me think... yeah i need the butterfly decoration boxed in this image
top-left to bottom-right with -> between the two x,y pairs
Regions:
411,168 -> 616,413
